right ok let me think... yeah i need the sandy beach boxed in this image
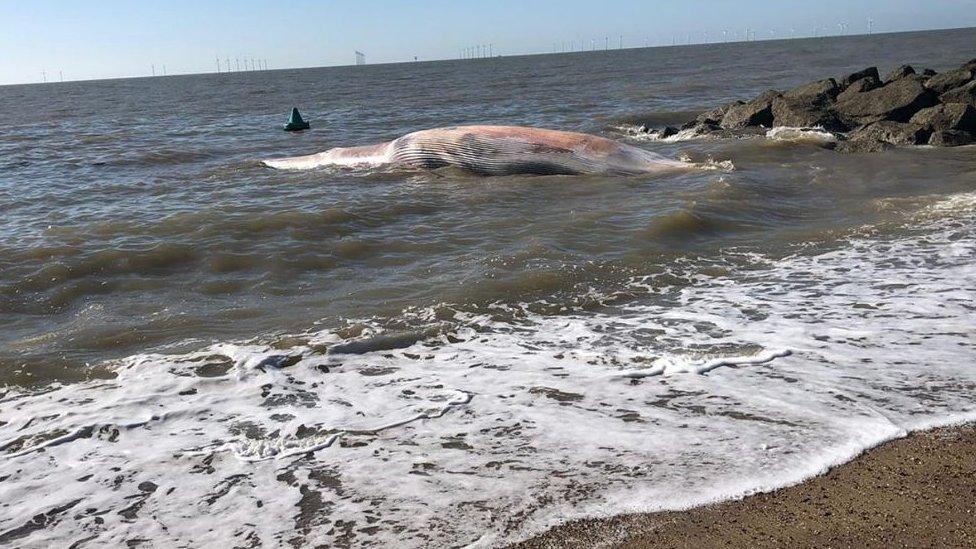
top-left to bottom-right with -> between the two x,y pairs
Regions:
514,423 -> 976,548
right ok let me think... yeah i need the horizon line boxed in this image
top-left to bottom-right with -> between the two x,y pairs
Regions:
4,25 -> 974,89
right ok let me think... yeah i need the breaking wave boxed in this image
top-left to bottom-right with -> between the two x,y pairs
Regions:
1,191 -> 974,547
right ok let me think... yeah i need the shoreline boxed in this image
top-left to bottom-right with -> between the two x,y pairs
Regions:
512,423 -> 976,548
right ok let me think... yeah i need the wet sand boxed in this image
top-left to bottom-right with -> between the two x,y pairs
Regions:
514,424 -> 976,548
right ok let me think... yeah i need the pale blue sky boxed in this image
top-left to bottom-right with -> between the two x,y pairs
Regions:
2,0 -> 975,85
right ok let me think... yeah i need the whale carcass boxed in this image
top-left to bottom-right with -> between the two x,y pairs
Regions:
263,125 -> 693,176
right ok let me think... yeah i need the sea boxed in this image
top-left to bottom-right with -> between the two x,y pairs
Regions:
1,27 -> 975,548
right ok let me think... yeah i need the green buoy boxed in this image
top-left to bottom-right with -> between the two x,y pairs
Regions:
283,108 -> 310,131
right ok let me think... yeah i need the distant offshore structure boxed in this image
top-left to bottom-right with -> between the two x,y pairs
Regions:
33,16 -> 884,84
460,44 -> 494,60
214,57 -> 270,74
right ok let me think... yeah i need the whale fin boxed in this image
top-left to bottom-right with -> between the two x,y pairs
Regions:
263,143 -> 392,170
262,152 -> 330,170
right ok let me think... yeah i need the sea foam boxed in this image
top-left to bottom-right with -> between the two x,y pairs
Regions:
1,193 -> 974,548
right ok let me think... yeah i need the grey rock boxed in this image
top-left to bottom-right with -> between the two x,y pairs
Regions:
885,65 -> 916,83
832,77 -> 938,126
683,102 -> 739,129
641,126 -> 679,139
771,96 -> 848,131
747,79 -> 845,130
720,90 -> 780,129
684,121 -> 766,139
909,103 -> 976,134
848,121 -> 931,146
928,130 -> 974,147
673,121 -> 712,137
940,81 -> 976,108
833,139 -> 896,154
782,78 -> 841,105
658,126 -> 680,138
674,61 -> 976,152
836,76 -> 882,102
924,69 -> 974,95
840,67 -> 880,88
683,121 -> 720,136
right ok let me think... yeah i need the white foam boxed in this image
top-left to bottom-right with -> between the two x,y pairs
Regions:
615,123 -> 705,143
616,123 -> 840,145
765,126 -> 839,144
681,153 -> 736,172
613,349 -> 791,378
1,192 -> 975,547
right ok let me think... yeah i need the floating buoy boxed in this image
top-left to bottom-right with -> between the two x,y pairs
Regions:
283,108 -> 310,131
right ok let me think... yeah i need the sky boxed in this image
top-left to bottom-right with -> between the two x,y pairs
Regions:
1,0 -> 975,85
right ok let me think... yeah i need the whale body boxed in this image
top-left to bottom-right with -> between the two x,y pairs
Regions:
263,125 -> 692,176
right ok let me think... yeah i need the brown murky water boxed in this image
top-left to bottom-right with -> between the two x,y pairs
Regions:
2,28 -> 974,383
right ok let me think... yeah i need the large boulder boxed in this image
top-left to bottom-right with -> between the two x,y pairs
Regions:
771,96 -> 847,130
656,126 -> 680,139
928,130 -> 974,147
832,77 -> 938,126
769,78 -> 845,130
682,102 -> 740,129
720,90 -> 780,128
836,76 -> 882,102
833,120 -> 928,154
680,121 -> 766,139
909,103 -> 976,134
924,69 -> 974,94
885,65 -> 916,83
962,58 -> 976,72
782,78 -> 841,105
834,120 -> 932,153
840,67 -> 880,88
940,81 -> 976,108
849,120 -> 931,146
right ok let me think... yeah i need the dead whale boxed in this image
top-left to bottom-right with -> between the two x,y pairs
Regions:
263,125 -> 694,176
